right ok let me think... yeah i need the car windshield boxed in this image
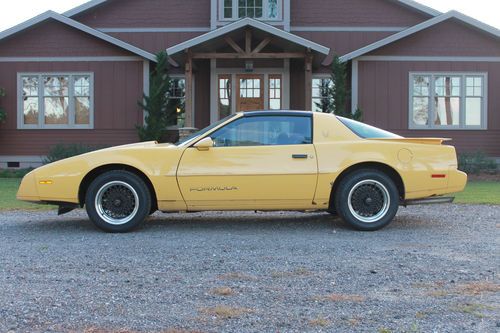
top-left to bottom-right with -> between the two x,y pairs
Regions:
175,114 -> 238,145
337,117 -> 402,139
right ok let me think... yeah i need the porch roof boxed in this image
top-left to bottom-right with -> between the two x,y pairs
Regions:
166,18 -> 330,65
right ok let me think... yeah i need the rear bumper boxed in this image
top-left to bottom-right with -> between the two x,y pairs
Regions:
448,169 -> 468,193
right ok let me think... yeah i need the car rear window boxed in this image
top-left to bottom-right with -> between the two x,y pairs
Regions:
337,117 -> 402,139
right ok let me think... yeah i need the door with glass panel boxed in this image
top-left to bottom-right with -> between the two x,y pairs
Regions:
177,114 -> 318,210
237,74 -> 264,112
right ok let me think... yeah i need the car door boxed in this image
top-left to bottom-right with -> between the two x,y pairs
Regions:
176,114 -> 318,211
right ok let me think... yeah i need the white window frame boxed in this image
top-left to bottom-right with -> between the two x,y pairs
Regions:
17,72 -> 94,130
312,74 -> 333,113
409,72 -> 488,130
219,0 -> 283,22
167,74 -> 196,129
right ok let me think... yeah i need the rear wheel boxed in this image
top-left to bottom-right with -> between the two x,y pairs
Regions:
334,169 -> 399,231
85,170 -> 151,233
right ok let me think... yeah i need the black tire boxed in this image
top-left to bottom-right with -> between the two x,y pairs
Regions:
85,170 -> 152,233
334,169 -> 399,231
327,207 -> 337,216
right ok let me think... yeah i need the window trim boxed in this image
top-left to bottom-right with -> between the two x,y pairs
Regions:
17,72 -> 94,130
312,74 -> 333,113
268,74 -> 282,110
166,74 -> 196,130
219,0 -> 283,22
408,72 -> 488,131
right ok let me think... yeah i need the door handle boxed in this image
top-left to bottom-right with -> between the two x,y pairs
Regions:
292,154 -> 308,159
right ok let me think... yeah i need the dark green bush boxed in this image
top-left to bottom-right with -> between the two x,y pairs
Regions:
0,168 -> 34,178
44,143 -> 103,164
458,152 -> 498,175
0,87 -> 6,123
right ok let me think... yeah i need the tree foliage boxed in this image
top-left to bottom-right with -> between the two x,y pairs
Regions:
136,51 -> 173,142
330,55 -> 363,121
0,88 -> 6,123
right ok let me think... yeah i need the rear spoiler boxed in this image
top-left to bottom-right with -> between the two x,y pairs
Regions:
367,138 -> 452,145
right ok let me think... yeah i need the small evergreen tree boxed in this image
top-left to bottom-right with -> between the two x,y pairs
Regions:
137,51 -> 173,142
331,55 -> 349,117
330,55 -> 363,120
0,88 -> 6,123
314,79 -> 334,113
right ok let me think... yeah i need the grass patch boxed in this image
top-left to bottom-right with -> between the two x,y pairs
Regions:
211,287 -> 235,296
199,305 -> 253,319
454,181 -> 500,205
308,317 -> 331,327
218,272 -> 257,281
0,178 -> 56,211
312,293 -> 365,303
415,280 -> 499,298
451,303 -> 495,319
271,267 -> 311,278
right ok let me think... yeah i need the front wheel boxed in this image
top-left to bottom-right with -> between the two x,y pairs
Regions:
334,169 -> 399,231
85,170 -> 152,233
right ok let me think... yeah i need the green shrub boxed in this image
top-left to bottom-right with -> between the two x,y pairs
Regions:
458,152 -> 498,175
0,168 -> 34,178
0,87 -> 6,123
44,143 -> 103,164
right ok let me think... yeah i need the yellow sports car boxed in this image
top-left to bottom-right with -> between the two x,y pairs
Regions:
17,111 -> 467,232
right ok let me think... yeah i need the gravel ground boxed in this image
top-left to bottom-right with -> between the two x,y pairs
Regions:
0,205 -> 499,333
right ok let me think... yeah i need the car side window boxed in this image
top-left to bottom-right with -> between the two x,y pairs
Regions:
211,115 -> 312,147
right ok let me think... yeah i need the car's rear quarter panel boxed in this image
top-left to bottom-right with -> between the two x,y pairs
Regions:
312,113 -> 463,205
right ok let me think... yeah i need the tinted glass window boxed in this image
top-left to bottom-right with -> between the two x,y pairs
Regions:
338,117 -> 401,139
211,116 -> 312,147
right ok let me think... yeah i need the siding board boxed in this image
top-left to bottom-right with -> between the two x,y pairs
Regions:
74,0 -> 211,28
372,19 -> 500,57
0,20 -> 131,57
291,0 -> 430,27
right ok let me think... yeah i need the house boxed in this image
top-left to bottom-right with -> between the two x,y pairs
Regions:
0,0 -> 499,168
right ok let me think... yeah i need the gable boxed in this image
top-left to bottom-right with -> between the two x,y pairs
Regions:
291,0 -> 433,27
73,0 -> 211,28
370,18 -> 500,57
0,19 -> 138,58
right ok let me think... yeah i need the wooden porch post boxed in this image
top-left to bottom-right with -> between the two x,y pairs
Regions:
304,52 -> 313,111
184,49 -> 194,128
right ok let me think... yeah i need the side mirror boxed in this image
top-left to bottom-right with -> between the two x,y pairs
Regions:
194,137 -> 214,151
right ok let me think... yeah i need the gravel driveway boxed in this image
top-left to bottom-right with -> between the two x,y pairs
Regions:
0,205 -> 498,333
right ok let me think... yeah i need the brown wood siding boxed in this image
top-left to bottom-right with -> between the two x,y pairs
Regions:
0,20 -> 132,57
0,61 -> 144,156
291,0 -> 430,27
358,61 -> 500,156
372,19 -> 500,56
194,59 -> 211,129
74,0 -> 211,28
107,32 -> 204,54
294,31 -> 395,57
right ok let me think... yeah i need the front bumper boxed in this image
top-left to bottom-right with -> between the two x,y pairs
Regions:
16,172 -> 40,202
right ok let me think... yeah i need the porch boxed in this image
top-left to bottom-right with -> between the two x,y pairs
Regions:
167,18 -> 330,129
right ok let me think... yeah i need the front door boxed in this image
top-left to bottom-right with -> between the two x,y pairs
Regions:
236,74 -> 264,112
177,114 -> 318,211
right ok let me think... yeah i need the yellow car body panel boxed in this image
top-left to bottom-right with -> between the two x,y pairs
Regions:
177,144 -> 318,210
17,112 -> 467,212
